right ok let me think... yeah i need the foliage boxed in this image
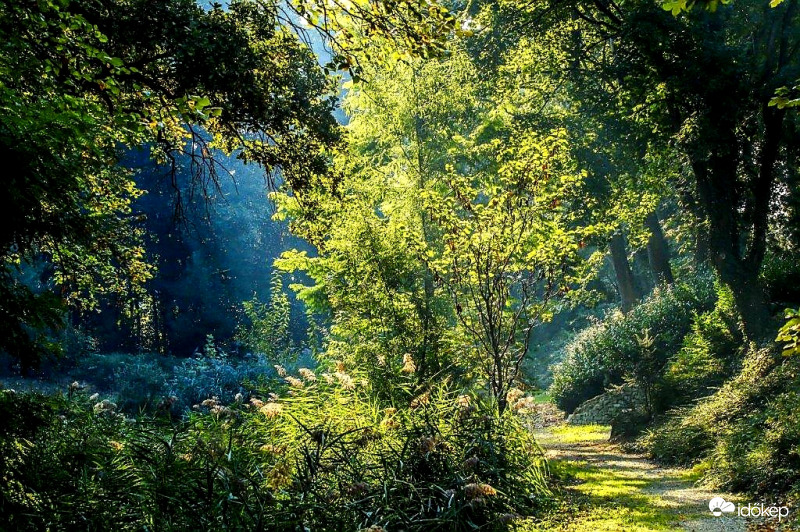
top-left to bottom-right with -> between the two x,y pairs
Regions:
0,371 -> 554,531
776,307 -> 800,357
237,272 -> 293,363
549,276 -> 716,413
0,0 -> 341,368
43,349 -> 278,414
655,286 -> 743,412
642,347 -> 800,498
275,40 -> 587,411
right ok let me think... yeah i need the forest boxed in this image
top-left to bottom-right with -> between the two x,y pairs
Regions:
1,0 -> 799,530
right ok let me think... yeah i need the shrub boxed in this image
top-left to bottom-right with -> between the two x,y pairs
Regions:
549,276 -> 715,413
653,286 -> 743,413
0,364 -> 554,531
641,347 -> 800,497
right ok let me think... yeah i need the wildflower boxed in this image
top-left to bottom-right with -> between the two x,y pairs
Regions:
201,398 -> 219,407
260,402 -> 283,418
377,354 -> 386,366
298,368 -> 317,382
285,376 -> 304,388
109,440 -> 124,452
335,360 -> 346,372
274,365 -> 287,377
234,393 -> 243,403
89,393 -> 100,401
401,353 -> 416,373
384,407 -> 397,415
322,372 -> 335,384
179,453 -> 193,462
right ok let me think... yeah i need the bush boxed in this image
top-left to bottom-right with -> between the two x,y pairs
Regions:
56,342 -> 287,414
653,286 -> 743,413
549,276 -> 716,413
0,364 -> 554,531
641,347 -> 800,497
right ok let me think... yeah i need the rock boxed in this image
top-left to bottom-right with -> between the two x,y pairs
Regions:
566,384 -> 645,426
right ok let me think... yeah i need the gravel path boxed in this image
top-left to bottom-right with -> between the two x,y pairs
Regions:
532,425 -> 753,532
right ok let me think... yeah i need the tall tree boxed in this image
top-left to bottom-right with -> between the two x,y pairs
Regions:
500,0 -> 800,337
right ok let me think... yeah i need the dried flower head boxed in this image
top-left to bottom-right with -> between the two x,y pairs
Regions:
249,398 -> 264,408
506,388 -> 524,405
381,417 -> 400,429
418,436 -> 437,454
463,483 -> 497,499
274,365 -> 287,377
462,456 -> 480,470
410,392 -> 430,409
513,396 -> 537,412
298,368 -> 317,382
401,353 -> 416,374
456,395 -> 471,408
285,376 -> 304,388
335,371 -> 355,390
260,402 -> 283,418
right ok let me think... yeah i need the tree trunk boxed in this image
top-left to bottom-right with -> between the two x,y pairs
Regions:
645,212 -> 674,285
694,226 -> 709,269
609,230 -> 640,312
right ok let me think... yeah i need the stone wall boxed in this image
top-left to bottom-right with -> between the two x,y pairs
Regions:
566,384 -> 644,425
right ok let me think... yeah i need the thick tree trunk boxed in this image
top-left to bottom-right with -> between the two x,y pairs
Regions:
645,212 -> 674,285
609,230 -> 640,312
694,226 -> 709,269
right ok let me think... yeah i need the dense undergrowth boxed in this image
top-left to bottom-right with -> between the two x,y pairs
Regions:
550,275 -> 718,413
0,363 -> 553,531
551,270 -> 800,506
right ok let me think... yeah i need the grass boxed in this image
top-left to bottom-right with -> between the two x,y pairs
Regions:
537,424 -> 610,444
523,425 -> 713,532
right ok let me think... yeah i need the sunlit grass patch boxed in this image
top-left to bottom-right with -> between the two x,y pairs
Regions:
545,424 -> 611,444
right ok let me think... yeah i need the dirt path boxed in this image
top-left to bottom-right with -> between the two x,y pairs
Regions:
528,425 -> 751,532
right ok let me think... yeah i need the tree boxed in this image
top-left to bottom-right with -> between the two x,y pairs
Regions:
276,41 -> 586,410
499,0 -> 800,338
